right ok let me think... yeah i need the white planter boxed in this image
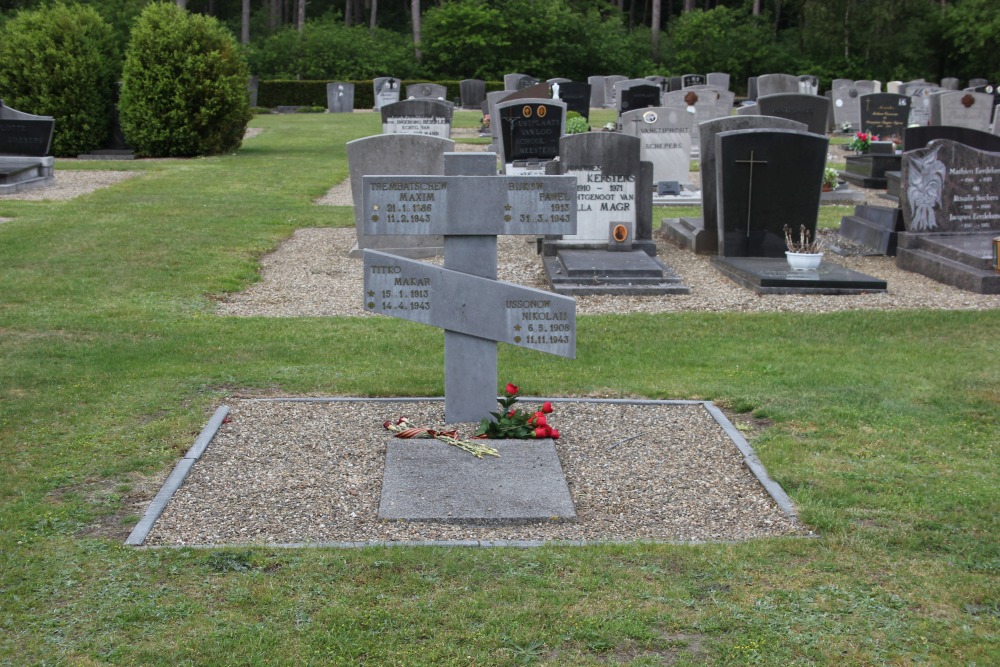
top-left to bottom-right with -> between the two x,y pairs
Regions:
786,251 -> 823,270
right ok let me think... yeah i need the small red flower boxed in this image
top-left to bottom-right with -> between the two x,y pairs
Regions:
549,428 -> 559,439
541,401 -> 553,414
506,409 -> 516,418
505,383 -> 519,396
534,426 -> 548,438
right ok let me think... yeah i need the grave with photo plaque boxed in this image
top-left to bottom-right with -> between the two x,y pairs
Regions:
361,153 -> 577,422
931,91 -> 994,132
406,83 -> 448,100
373,77 -> 401,110
620,107 -> 697,203
895,139 -> 1000,293
708,128 -> 887,294
497,98 -> 565,171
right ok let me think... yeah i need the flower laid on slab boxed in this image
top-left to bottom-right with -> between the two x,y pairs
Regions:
383,417 -> 499,458
474,383 -> 560,440
847,130 -> 878,153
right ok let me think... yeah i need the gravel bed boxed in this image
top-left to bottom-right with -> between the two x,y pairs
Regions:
0,169 -> 140,202
144,399 -> 802,546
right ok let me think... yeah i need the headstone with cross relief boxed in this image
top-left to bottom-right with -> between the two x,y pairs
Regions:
362,153 -> 577,423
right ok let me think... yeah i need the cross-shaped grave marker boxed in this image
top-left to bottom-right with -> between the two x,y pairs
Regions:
362,153 -> 578,422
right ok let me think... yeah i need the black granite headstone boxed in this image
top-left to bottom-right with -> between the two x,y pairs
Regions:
715,129 -> 828,257
554,82 -> 591,120
619,84 -> 661,114
460,79 -> 486,109
668,77 -> 683,93
682,74 -> 706,88
0,101 -> 54,157
859,93 -> 910,143
499,100 -> 564,162
903,125 -> 1000,153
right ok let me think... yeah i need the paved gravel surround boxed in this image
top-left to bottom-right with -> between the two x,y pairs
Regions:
139,398 -> 804,547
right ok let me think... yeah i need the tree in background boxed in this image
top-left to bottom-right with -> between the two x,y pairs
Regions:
0,2 -> 118,156
943,0 -> 1000,83
119,2 -> 251,157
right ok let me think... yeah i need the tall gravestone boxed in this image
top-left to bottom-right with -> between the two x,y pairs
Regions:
714,128 -> 828,257
553,82 -> 591,120
661,115 -> 806,254
860,93 -> 910,142
908,85 -> 946,126
346,134 -> 453,258
326,82 -> 355,113
617,82 -> 662,115
362,153 -> 577,421
682,74 -> 706,88
798,75 -> 819,95
931,91 -> 994,132
459,79 -> 486,109
756,73 -> 800,98
707,72 -> 731,90
381,99 -> 453,138
663,88 -> 727,147
620,107 -> 694,190
373,77 -> 401,110
832,86 -> 862,130
603,75 -> 627,108
755,93 -> 830,135
504,73 -> 538,91
587,76 -> 607,108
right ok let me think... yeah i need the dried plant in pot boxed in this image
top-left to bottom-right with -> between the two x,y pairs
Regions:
784,224 -> 823,270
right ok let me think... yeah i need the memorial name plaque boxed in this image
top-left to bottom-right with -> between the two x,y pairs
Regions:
384,116 -> 450,137
364,252 -> 575,358
362,175 -> 577,236
564,167 -> 636,241
901,139 -> 1000,232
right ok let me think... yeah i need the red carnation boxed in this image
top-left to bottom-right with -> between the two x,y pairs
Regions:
505,383 -> 519,396
541,401 -> 553,414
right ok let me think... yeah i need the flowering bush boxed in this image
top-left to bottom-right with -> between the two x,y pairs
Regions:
475,383 -> 560,439
847,131 -> 878,153
823,166 -> 839,189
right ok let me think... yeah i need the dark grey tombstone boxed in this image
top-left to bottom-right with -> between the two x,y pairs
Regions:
346,133 -> 453,258
860,93 -> 911,142
662,115 -> 806,254
381,99 -> 453,138
459,79 -> 486,109
248,75 -> 259,108
554,82 -> 591,120
547,78 -> 571,86
0,100 -> 54,156
406,82 -> 448,100
682,74 -> 706,88
618,83 -> 662,114
747,76 -> 758,101
669,76 -> 683,93
497,98 -> 565,166
326,82 -> 355,113
900,139 -> 1000,233
587,76 -> 607,107
373,77 -> 401,110
931,91 -> 994,131
755,93 -> 830,135
603,75 -> 627,108
832,86 -> 862,130
715,128 -> 828,257
707,72 -> 731,90
756,73 -> 800,97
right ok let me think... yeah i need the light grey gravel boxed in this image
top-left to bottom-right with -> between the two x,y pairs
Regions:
0,169 -> 140,201
143,399 -> 803,546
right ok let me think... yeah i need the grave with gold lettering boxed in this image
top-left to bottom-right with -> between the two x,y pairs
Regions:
362,153 -> 578,422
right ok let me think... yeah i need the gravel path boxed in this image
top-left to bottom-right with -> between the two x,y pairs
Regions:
144,399 -> 802,546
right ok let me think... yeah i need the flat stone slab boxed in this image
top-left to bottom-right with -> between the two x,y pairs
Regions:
379,438 -> 576,523
711,256 -> 888,294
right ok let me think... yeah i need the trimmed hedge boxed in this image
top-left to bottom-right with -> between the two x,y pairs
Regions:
257,80 -> 505,110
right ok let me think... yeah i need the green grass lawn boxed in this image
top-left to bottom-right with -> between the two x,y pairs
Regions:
0,111 -> 997,665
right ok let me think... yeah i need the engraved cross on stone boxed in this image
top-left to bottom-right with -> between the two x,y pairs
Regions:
734,150 -> 767,238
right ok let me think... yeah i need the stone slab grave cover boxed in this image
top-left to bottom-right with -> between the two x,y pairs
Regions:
406,82 -> 448,100
832,86 -> 862,130
373,77 -> 401,110
497,98 -> 565,171
361,153 -> 577,423
714,128 -> 828,257
326,82 -> 354,113
346,133 -> 453,258
620,107 -> 696,198
931,91 -> 994,132
756,73 -> 801,98
0,100 -> 55,194
660,115 -> 806,255
860,93 -> 911,143
755,93 -> 830,135
711,257 -> 887,295
381,99 -> 453,138
459,79 -> 486,109
540,133 -> 688,295
553,81 -> 591,120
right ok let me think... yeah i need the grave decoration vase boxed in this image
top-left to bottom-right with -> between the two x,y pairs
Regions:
786,251 -> 823,270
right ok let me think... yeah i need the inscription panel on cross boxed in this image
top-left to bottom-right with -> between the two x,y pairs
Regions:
364,250 -> 575,358
362,175 -> 578,236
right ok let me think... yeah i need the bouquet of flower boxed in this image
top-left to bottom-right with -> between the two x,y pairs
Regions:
847,131 -> 878,153
384,417 -> 499,458
474,383 -> 560,439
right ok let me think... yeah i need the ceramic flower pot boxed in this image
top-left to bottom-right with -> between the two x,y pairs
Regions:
786,251 -> 823,270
